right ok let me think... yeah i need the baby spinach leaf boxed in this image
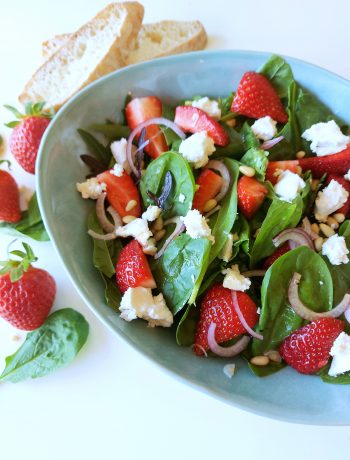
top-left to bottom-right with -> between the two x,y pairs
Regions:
241,122 -> 260,150
89,123 -> 130,141
321,371 -> 350,385
240,147 -> 268,180
153,234 -> 211,315
77,128 -> 111,164
213,126 -> 245,158
140,151 -> 195,219
232,214 -> 251,257
162,104 -> 180,147
250,195 -> 303,267
0,193 -> 49,241
218,93 -> 234,118
100,273 -> 121,312
259,54 -> 294,98
176,303 -> 200,346
252,247 -> 333,356
0,308 -> 89,383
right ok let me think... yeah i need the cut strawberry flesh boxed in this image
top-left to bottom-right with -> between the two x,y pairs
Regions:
192,169 -> 223,212
299,145 -> 350,178
265,160 -> 299,185
237,175 -> 268,220
263,242 -> 290,269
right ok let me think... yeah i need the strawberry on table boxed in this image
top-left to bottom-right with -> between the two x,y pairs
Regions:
237,175 -> 268,220
231,71 -> 288,123
279,318 -> 344,374
6,102 -> 52,174
299,145 -> 350,178
265,160 -> 299,184
97,170 -> 141,218
0,162 -> 21,223
116,240 -> 156,293
192,169 -> 223,213
174,106 -> 229,146
0,243 -> 56,330
125,96 -> 168,159
194,284 -> 258,355
325,174 -> 350,217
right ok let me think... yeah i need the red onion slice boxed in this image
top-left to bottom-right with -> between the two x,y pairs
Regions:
191,343 -> 208,357
88,229 -> 117,240
261,135 -> 284,150
96,193 -> 115,233
231,291 -> 263,340
301,217 -> 318,240
206,160 -> 231,202
126,117 -> 186,177
154,216 -> 185,259
242,270 -> 266,277
345,308 -> 350,324
273,228 -> 314,250
107,206 -> 122,228
205,205 -> 221,219
207,323 -> 251,357
288,272 -> 350,320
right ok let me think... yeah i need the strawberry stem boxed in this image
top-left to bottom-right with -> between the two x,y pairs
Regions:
0,242 -> 38,282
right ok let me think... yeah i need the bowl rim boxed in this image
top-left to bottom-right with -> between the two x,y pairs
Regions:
36,49 -> 350,426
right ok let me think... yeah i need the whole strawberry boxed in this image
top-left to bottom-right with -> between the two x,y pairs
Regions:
279,318 -> 344,374
5,102 -> 53,174
0,243 -> 56,330
0,161 -> 21,223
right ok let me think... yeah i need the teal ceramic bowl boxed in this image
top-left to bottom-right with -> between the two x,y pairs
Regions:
37,50 -> 350,425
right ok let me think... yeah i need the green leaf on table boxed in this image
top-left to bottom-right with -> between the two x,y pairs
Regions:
0,309 -> 89,383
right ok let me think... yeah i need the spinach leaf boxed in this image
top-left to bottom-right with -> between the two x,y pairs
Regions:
0,308 -> 89,383
321,371 -> 350,385
140,152 -> 195,219
232,214 -> 251,258
207,158 -> 239,265
259,54 -> 294,98
153,234 -> 211,315
218,93 -> 234,118
241,122 -> 260,150
89,123 -> 130,141
162,104 -> 180,147
77,128 -> 111,164
213,126 -> 245,158
250,195 -> 303,267
100,273 -> 121,312
176,303 -> 200,346
240,147 -> 269,180
252,247 -> 333,356
0,193 -> 49,241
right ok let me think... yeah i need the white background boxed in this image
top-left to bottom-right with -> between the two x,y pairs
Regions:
1,1 -> 350,459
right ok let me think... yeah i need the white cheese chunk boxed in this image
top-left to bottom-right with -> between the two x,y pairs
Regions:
223,363 -> 236,379
179,131 -> 216,169
110,138 -> 133,174
119,287 -> 173,328
321,234 -> 349,265
328,332 -> 350,377
181,209 -> 214,243
219,233 -> 234,263
315,179 -> 349,222
274,170 -> 306,202
222,264 -> 251,292
142,205 -> 161,222
115,218 -> 153,248
192,97 -> 221,120
110,163 -> 124,177
302,120 -> 349,156
76,178 -> 106,199
251,116 -> 277,141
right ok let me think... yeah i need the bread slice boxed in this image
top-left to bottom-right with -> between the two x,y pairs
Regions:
19,2 -> 144,110
42,20 -> 207,65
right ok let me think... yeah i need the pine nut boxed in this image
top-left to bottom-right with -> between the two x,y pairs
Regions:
311,179 -> 319,191
264,350 -> 282,363
314,236 -> 324,252
125,200 -> 137,212
203,198 -> 218,213
122,215 -> 136,224
296,150 -> 306,159
319,223 -> 335,238
226,118 -> 236,127
239,165 -> 255,177
310,223 -> 320,234
153,216 -> 164,231
154,229 -> 166,242
250,356 -> 270,366
326,216 -> 339,230
296,166 -> 303,176
333,212 -> 346,223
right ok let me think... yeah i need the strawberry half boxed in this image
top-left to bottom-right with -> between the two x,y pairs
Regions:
263,242 -> 290,269
174,106 -> 229,146
0,168 -> 21,223
231,71 -> 288,123
194,284 -> 258,355
279,318 -> 344,374
299,145 -> 350,178
116,240 -> 156,293
97,170 -> 141,218
192,169 -> 223,213
125,96 -> 168,159
265,160 -> 299,184
325,174 -> 350,217
237,176 -> 268,220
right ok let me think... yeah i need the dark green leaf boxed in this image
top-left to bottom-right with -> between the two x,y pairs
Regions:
218,93 -> 234,118
176,303 -> 200,346
89,123 -> 130,140
77,129 -> 111,164
259,54 -> 294,98
213,126 -> 245,158
241,122 -> 260,150
100,274 -> 121,312
240,147 -> 269,180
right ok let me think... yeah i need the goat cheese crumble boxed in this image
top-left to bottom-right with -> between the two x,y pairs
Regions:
181,209 -> 214,243
191,97 -> 221,120
179,131 -> 216,169
251,116 -> 277,141
274,170 -> 306,202
314,179 -> 349,222
321,234 -> 349,265
222,264 -> 251,291
76,178 -> 106,199
328,332 -> 350,377
115,218 -> 153,248
302,120 -> 350,156
142,205 -> 161,222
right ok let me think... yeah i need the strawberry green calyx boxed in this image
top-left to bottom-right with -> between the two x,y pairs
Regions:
0,159 -> 11,169
0,242 -> 38,282
4,102 -> 55,128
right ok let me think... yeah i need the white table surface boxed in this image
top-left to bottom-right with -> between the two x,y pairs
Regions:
1,0 -> 350,458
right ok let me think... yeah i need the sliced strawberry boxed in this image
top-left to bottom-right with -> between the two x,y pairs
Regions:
231,71 -> 288,123
325,174 -> 350,217
265,160 -> 299,184
192,169 -> 223,212
263,242 -> 290,269
237,176 -> 268,220
194,284 -> 258,355
97,170 -> 141,218
174,106 -> 229,146
279,318 -> 344,374
299,145 -> 350,178
125,96 -> 168,159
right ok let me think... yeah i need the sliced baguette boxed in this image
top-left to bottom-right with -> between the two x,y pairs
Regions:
42,20 -> 207,64
19,2 -> 144,110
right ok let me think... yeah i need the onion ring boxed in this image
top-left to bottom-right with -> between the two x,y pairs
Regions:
261,135 -> 284,150
273,228 -> 314,250
154,217 -> 185,259
96,193 -> 115,233
207,323 -> 251,357
206,160 -> 231,202
231,291 -> 263,340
